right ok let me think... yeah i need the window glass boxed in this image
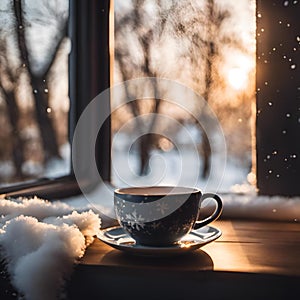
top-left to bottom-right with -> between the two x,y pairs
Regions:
0,0 -> 70,187
112,0 -> 256,192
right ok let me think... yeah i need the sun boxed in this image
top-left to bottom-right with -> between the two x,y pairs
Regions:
227,67 -> 248,91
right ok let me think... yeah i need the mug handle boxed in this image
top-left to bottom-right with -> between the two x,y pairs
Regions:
193,193 -> 223,229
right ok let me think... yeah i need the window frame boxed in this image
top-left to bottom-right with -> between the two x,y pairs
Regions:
256,0 -> 300,196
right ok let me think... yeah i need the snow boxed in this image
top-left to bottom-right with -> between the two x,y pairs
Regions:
0,161 -> 14,180
0,143 -> 71,188
111,147 -> 246,193
44,143 -> 71,178
0,196 -> 101,300
222,185 -> 300,222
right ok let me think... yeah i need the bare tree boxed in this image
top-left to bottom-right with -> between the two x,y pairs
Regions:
115,0 -> 174,175
115,0 -> 253,180
171,0 -> 246,178
115,0 -> 215,178
0,36 -> 25,178
0,0 -> 68,183
13,0 -> 67,162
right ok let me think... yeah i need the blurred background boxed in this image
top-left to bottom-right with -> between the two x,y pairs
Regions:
111,0 -> 256,191
0,0 -> 256,193
0,0 -> 70,187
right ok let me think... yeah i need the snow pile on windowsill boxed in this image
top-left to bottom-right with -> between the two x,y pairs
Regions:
0,197 -> 101,300
219,184 -> 300,222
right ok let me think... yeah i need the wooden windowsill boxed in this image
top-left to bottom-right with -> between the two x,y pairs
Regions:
67,220 -> 300,299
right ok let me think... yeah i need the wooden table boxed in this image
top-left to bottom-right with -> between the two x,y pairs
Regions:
67,220 -> 300,299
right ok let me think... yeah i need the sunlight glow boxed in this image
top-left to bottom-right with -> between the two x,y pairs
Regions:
227,67 -> 248,90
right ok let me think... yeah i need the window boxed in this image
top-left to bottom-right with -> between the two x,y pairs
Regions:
0,1 -> 70,186
0,0 -> 111,199
1,0 -> 299,209
112,0 -> 256,193
111,0 -> 299,199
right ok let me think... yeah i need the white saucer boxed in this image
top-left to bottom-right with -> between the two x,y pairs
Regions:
97,225 -> 222,256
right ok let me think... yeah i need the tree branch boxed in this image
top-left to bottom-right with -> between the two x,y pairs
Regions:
42,21 -> 68,78
13,0 -> 32,73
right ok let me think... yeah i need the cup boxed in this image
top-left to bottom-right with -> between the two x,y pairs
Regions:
114,186 -> 223,246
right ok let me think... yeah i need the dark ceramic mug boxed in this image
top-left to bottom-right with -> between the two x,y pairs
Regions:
114,186 -> 223,246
